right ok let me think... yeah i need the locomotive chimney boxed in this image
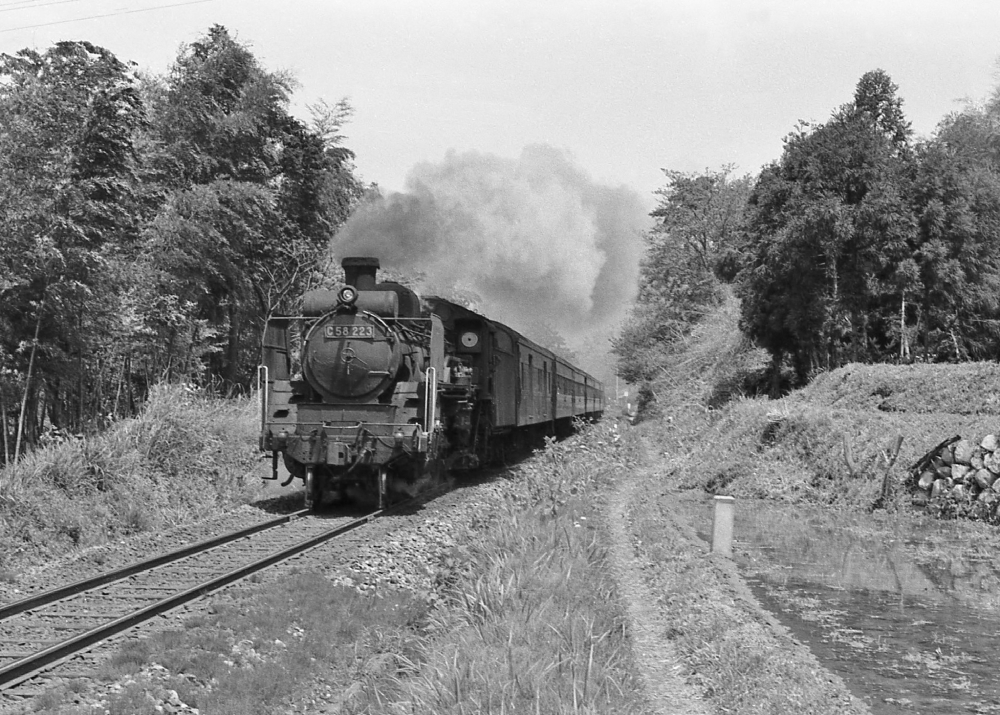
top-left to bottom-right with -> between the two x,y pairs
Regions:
342,257 -> 380,290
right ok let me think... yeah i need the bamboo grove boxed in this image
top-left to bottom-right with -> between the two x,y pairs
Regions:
0,26 -> 366,463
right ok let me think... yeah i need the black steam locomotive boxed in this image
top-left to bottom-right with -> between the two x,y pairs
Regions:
259,257 -> 604,508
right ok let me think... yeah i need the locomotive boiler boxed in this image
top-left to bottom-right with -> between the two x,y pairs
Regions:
259,257 -> 604,508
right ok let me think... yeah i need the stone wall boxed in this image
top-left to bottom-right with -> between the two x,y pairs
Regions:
911,435 -> 1000,520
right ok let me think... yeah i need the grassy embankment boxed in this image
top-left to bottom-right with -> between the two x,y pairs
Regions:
648,296 -> 1000,510
0,385 -> 264,580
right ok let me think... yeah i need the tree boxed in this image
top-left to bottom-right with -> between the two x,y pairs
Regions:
613,167 -> 750,383
0,41 -> 145,454
737,70 -> 918,387
142,26 -> 364,388
0,29 -> 367,465
905,114 -> 1000,360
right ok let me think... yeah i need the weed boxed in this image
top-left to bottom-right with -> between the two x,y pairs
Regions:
31,684 -> 71,712
0,385 -> 266,571
100,638 -> 152,679
348,422 -> 646,713
105,683 -> 160,715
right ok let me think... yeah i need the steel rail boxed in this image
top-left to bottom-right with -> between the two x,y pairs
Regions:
0,508 -> 382,691
0,509 -> 311,623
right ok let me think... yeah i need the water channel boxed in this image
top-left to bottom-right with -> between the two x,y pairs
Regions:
716,499 -> 1000,714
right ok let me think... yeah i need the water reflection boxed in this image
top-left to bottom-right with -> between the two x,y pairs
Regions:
729,499 -> 1000,714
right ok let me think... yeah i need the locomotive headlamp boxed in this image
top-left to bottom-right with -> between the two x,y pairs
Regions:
460,331 -> 479,348
337,286 -> 358,305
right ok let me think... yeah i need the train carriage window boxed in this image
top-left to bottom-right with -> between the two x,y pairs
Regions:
495,330 -> 513,354
528,355 -> 534,404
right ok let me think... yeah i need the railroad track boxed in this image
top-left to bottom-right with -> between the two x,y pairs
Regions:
0,506 -> 385,698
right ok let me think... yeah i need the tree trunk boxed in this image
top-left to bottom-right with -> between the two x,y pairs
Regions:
0,388 -> 9,466
769,350 -> 783,398
124,352 -> 133,415
94,357 -> 103,426
14,307 -> 43,463
114,354 -> 124,420
862,312 -> 869,362
77,308 -> 84,432
850,311 -> 858,363
226,301 -> 240,388
35,388 -> 47,446
922,288 -> 930,361
829,256 -> 838,369
900,294 -> 909,360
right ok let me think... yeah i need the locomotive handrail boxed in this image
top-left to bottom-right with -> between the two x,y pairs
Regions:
259,314 -> 431,322
424,367 -> 438,430
257,365 -> 269,435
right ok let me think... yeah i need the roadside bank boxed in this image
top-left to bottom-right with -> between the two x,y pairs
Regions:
617,427 -> 871,714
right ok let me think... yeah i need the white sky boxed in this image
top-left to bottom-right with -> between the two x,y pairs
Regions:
3,0 -> 1000,205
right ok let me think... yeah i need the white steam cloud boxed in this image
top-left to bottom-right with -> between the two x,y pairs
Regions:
334,145 -> 648,372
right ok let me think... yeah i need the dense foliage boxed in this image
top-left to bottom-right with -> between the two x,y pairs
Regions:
620,68 -> 1000,396
0,27 -> 365,463
738,70 -> 917,386
612,167 -> 750,383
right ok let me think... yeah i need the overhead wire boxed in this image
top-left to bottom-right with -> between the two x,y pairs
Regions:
0,0 -> 88,15
0,0 -> 213,33
0,0 -> 78,9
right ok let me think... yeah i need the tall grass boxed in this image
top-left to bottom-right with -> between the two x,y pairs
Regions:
0,384 -> 263,572
350,421 -> 648,714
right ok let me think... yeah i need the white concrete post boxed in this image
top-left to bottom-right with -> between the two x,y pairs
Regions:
711,495 -> 735,557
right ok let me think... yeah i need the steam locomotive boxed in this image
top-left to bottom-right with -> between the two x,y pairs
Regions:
259,257 -> 604,508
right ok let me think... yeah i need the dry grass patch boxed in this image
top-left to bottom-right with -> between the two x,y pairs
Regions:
666,383 -> 1000,511
639,292 -> 770,417
801,362 -> 1000,415
0,385 -> 264,571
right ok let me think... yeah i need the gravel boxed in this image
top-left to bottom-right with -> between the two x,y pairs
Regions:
0,474 -> 515,714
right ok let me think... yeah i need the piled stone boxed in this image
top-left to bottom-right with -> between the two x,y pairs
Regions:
911,434 -> 1000,520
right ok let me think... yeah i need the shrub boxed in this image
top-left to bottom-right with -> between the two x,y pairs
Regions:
0,384 -> 265,570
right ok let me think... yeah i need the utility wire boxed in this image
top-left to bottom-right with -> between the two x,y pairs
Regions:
0,0 -> 78,9
0,0 -> 88,15
1,0 -> 212,33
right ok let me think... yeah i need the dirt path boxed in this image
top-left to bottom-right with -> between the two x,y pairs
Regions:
603,429 -> 873,715
604,464 -> 713,714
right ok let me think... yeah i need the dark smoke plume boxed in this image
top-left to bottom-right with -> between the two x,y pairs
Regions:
334,145 -> 649,373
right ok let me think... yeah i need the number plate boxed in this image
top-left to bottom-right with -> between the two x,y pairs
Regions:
325,325 -> 374,339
